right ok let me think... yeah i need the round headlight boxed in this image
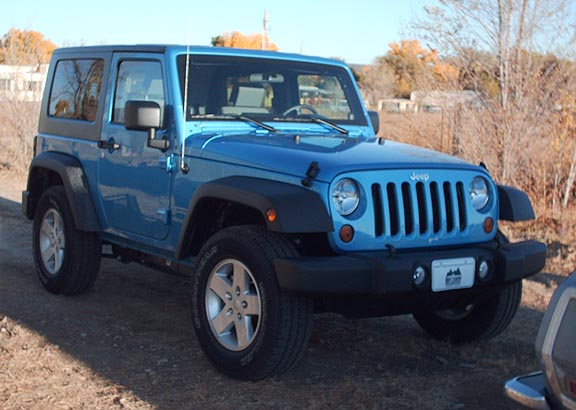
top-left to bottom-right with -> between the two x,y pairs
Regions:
470,176 -> 490,211
332,178 -> 360,216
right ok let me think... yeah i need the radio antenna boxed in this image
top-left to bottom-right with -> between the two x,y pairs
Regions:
180,18 -> 191,174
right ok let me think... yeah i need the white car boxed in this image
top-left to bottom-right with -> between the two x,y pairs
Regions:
505,271 -> 576,409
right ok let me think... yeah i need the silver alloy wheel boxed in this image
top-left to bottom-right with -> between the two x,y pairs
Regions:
39,208 -> 66,275
205,258 -> 262,351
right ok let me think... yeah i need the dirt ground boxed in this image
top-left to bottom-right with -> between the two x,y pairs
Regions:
0,173 -> 567,410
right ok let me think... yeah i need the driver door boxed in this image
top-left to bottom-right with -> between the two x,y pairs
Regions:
98,53 -> 172,240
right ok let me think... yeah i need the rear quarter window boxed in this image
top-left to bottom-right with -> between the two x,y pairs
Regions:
48,59 -> 104,122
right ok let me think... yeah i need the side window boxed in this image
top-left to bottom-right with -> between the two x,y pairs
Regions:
48,59 -> 104,121
112,60 -> 165,124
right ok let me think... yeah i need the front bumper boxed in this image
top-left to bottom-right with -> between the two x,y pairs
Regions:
505,372 -> 551,410
274,239 -> 546,295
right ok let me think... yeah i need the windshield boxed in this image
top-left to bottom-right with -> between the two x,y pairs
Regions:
176,55 -> 366,126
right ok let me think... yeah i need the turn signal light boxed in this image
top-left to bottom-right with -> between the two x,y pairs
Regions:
339,225 -> 354,243
483,217 -> 494,233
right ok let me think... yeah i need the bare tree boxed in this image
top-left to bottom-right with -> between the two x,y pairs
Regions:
357,63 -> 395,109
0,29 -> 54,174
414,0 -> 576,216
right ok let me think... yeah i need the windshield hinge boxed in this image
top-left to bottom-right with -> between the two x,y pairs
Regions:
301,161 -> 320,187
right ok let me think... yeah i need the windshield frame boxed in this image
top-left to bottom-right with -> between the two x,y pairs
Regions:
176,54 -> 367,127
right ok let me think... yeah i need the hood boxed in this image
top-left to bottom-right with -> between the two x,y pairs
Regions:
188,131 -> 483,183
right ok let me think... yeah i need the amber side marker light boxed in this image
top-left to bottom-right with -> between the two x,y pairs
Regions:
483,217 -> 494,233
266,208 -> 277,223
339,225 -> 354,243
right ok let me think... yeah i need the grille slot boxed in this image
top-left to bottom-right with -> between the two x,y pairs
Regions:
373,179 -> 467,239
387,183 -> 399,236
371,184 -> 384,237
416,182 -> 427,234
401,182 -> 413,235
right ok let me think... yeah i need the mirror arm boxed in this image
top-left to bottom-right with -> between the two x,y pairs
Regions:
147,128 -> 169,151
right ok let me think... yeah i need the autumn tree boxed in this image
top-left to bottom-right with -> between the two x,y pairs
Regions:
0,28 -> 56,65
379,40 -> 458,98
211,31 -> 279,51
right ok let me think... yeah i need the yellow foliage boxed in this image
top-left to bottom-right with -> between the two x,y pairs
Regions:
382,40 -> 459,97
212,31 -> 279,51
0,28 -> 56,65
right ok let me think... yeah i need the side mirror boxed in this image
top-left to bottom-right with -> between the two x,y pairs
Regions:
125,100 -> 169,151
368,110 -> 380,135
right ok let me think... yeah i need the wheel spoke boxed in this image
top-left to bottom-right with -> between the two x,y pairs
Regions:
243,294 -> 261,316
56,229 -> 65,248
209,274 -> 233,302
212,308 -> 234,335
53,248 -> 64,272
52,212 -> 60,232
232,262 -> 249,295
42,249 -> 55,271
235,316 -> 250,348
39,235 -> 52,255
41,220 -> 53,238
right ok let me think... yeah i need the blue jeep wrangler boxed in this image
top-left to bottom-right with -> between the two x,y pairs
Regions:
23,45 -> 546,380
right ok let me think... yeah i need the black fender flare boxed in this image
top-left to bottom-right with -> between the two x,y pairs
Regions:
176,176 -> 333,259
23,151 -> 101,232
497,185 -> 535,221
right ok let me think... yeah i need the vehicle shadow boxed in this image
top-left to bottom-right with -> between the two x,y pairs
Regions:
0,193 -> 551,410
0,194 -> 22,215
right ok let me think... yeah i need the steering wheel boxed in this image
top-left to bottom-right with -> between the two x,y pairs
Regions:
282,104 -> 318,117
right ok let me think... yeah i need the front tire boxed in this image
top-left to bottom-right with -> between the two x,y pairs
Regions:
192,226 -> 313,380
413,281 -> 522,344
32,185 -> 101,295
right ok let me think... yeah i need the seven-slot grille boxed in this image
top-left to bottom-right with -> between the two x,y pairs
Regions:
371,180 -> 467,239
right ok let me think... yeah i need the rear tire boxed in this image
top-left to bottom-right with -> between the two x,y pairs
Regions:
413,281 -> 522,344
192,226 -> 313,380
32,186 -> 101,295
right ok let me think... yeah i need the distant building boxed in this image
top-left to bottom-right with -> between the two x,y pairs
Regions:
377,98 -> 418,113
0,64 -> 48,102
376,90 -> 483,113
410,90 -> 482,112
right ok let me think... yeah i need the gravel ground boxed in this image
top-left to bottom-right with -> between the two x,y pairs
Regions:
0,173 -> 560,410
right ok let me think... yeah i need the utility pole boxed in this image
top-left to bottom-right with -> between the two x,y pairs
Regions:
262,9 -> 269,50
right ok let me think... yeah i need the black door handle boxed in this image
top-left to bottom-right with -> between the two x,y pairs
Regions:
98,137 -> 120,151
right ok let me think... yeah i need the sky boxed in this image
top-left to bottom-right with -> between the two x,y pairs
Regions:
1,0 -> 427,65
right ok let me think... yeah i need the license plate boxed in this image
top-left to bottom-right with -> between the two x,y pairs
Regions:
431,257 -> 475,292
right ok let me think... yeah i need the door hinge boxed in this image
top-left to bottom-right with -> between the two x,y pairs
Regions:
156,208 -> 171,225
158,155 -> 174,173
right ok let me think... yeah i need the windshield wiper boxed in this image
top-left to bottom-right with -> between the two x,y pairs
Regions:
308,117 -> 349,135
273,115 -> 348,135
190,114 -> 276,132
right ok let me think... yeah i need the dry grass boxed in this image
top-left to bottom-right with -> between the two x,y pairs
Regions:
0,101 -> 38,175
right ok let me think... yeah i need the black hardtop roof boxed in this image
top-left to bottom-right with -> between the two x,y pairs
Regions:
51,45 -> 348,67
53,44 -> 176,55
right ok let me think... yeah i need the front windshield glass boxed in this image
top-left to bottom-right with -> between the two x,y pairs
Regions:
176,55 -> 366,126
